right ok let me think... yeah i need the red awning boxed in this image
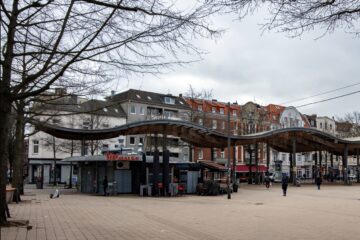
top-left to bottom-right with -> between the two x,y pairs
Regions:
236,165 -> 268,173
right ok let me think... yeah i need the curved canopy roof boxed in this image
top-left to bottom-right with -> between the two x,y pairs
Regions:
31,119 -> 360,155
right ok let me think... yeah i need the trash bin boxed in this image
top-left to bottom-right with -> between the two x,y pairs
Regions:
6,187 -> 15,203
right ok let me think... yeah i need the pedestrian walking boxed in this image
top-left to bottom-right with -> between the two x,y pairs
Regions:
103,176 -> 108,196
265,173 -> 271,189
315,176 -> 322,190
281,173 -> 289,196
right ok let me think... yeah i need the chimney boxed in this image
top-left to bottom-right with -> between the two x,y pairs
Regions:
111,90 -> 116,96
179,93 -> 183,97
212,99 -> 217,102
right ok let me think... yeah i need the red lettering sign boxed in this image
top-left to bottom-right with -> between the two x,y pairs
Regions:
105,153 -> 140,161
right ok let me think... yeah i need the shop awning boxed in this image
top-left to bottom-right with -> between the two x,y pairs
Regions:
236,165 -> 268,172
199,161 -> 228,171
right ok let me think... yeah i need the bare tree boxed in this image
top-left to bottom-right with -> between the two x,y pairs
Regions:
214,0 -> 360,37
0,1 -> 221,223
337,111 -> 360,138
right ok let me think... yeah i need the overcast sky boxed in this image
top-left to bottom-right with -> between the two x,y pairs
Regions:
113,8 -> 360,119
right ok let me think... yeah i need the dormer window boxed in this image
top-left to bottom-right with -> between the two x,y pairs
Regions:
232,110 -> 237,116
136,94 -> 141,99
147,96 -> 152,100
212,107 -> 216,113
164,96 -> 175,104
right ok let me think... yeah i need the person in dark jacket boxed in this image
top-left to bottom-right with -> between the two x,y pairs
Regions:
265,173 -> 271,189
315,176 -> 322,190
281,173 -> 289,196
103,176 -> 108,196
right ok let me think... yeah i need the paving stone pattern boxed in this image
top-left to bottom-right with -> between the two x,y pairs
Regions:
2,184 -> 360,240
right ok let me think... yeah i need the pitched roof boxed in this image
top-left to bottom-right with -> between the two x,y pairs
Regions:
33,97 -> 126,118
108,89 -> 191,110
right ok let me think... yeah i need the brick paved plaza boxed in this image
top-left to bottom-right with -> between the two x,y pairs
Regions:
2,184 -> 360,240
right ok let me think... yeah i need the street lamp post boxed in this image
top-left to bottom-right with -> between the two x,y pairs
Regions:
227,102 -> 231,199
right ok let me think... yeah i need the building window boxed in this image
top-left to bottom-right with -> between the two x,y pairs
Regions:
198,149 -> 203,160
139,137 -> 144,144
164,110 -> 176,119
198,118 -> 203,126
102,123 -> 109,128
325,122 -> 328,130
320,122 -> 323,129
220,150 -> 225,158
130,137 -> 135,145
130,105 -> 136,114
213,148 -> 218,159
233,110 -> 237,116
33,140 -> 39,154
220,108 -> 224,115
82,120 -> 90,129
164,96 -> 175,104
102,144 -> 109,149
212,120 -> 217,129
198,105 -> 203,111
222,121 -> 225,129
330,124 -> 333,130
139,106 -> 145,115
212,107 -> 216,113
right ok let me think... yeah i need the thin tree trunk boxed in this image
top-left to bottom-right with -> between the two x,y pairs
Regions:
12,101 -> 25,199
0,96 -> 12,224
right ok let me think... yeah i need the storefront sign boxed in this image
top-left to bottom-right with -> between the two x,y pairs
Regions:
106,153 -> 140,161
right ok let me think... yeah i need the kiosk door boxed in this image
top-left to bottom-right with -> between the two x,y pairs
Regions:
114,170 -> 132,193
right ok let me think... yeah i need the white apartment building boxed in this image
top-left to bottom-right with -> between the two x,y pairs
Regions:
107,89 -> 192,162
270,106 -> 312,180
28,96 -> 126,185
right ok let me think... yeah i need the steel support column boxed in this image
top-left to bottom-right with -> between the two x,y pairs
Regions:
255,143 -> 259,184
330,153 -> 334,182
232,145 -> 237,190
319,151 -> 322,177
292,138 -> 297,185
248,146 -> 253,184
266,143 -> 270,172
153,135 -> 160,195
357,148 -> 359,183
227,102 -> 231,199
343,144 -> 349,185
289,152 -> 293,182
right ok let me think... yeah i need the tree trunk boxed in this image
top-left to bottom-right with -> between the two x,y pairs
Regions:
12,101 -> 25,198
0,93 -> 12,224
